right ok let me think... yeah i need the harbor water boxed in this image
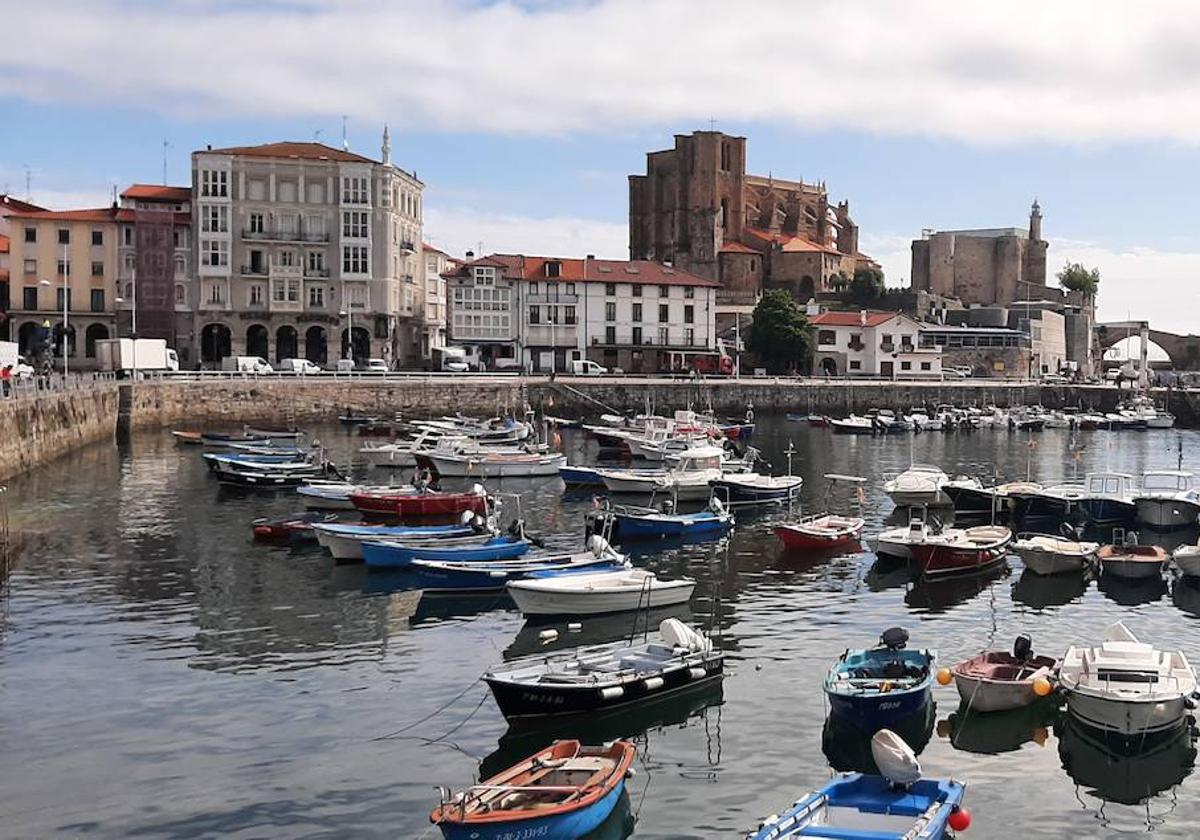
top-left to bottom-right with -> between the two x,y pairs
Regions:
3,418 -> 1200,838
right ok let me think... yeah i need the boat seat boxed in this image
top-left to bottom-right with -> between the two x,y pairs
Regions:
618,654 -> 668,671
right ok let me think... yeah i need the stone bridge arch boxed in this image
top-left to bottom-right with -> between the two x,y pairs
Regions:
1095,321 -> 1200,370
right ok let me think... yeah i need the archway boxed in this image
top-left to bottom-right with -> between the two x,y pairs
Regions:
276,326 -> 298,362
341,326 -> 371,362
798,275 -> 816,302
17,322 -> 40,356
304,325 -> 328,365
246,324 -> 269,359
820,357 -> 838,376
51,323 -> 77,358
85,323 -> 109,359
200,323 -> 232,364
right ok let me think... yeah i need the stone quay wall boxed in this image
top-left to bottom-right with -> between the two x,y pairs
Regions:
0,384 -> 120,481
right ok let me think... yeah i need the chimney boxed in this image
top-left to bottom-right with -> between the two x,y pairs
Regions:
465,250 -> 475,260
206,144 -> 212,151
860,309 -> 868,327
586,254 -> 595,260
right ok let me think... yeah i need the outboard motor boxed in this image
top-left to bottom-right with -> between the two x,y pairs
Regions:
661,499 -> 676,515
709,496 -> 726,515
880,627 -> 910,651
1013,633 -> 1033,662
871,729 -> 921,788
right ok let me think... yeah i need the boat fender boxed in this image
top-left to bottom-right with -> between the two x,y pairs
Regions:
643,676 -> 664,691
459,510 -> 475,525
625,767 -> 636,779
471,482 -> 485,496
567,622 -> 582,632
538,629 -> 558,642
688,667 -> 707,680
599,686 -> 624,700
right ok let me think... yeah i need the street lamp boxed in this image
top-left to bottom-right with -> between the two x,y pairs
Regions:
38,244 -> 68,376
115,268 -> 138,379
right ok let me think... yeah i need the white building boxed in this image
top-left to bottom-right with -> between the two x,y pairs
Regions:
421,244 -> 457,359
190,130 -> 424,368
809,309 -> 941,378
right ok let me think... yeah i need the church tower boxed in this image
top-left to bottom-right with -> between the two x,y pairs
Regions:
1029,198 -> 1042,241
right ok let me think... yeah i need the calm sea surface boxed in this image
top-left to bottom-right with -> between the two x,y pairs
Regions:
3,418 -> 1200,838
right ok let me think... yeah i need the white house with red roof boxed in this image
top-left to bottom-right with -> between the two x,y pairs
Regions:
809,309 -> 941,378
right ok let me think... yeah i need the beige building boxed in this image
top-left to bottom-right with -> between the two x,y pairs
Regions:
422,244 -> 457,359
190,130 -> 424,368
6,206 -> 121,369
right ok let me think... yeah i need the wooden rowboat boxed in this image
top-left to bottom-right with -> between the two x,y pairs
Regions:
775,514 -> 864,551
950,635 -> 1057,712
171,430 -> 203,445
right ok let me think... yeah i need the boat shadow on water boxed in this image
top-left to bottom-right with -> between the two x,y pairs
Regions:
821,701 -> 936,774
1097,571 -> 1168,607
1171,574 -> 1200,617
1057,713 -> 1198,807
904,563 -> 1009,613
936,700 -> 1058,755
1011,568 -> 1090,610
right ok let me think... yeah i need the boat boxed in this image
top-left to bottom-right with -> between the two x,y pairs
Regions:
251,511 -> 340,543
349,485 -> 489,518
243,425 -> 303,439
410,544 -> 627,593
482,618 -> 723,719
908,525 -> 1011,578
940,477 -> 992,515
596,445 -> 725,500
313,520 -> 481,560
830,415 -> 874,434
425,449 -> 567,478
883,465 -> 950,507
774,474 -> 866,552
362,533 -> 531,569
339,412 -> 378,426
1096,537 -> 1166,580
200,431 -> 270,446
948,634 -> 1057,712
1009,482 -> 1087,520
1076,471 -> 1138,526
1134,470 -> 1200,529
506,567 -> 696,616
359,428 -> 446,469
430,739 -> 636,840
171,430 -> 203,445
873,515 -> 954,561
296,482 -> 362,510
558,465 -> 607,487
586,497 -> 733,541
202,451 -> 311,471
1058,621 -> 1197,737
1172,539 -> 1200,576
747,729 -> 968,840
709,472 -> 803,506
824,627 -> 934,732
1011,532 -> 1098,575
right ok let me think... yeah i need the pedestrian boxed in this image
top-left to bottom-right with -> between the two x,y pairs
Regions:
0,365 -> 11,397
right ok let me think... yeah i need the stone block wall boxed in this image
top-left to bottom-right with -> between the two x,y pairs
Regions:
0,387 -> 118,481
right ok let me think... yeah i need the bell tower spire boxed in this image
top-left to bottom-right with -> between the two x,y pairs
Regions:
382,123 -> 392,166
1029,198 -> 1042,241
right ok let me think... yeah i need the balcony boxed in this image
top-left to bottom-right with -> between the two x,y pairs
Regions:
241,229 -> 330,243
400,240 -> 415,254
848,340 -> 865,352
304,267 -> 331,278
200,299 -> 231,311
241,264 -> 268,277
880,341 -> 895,353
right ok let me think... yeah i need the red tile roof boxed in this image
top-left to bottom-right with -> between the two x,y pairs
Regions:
810,311 -> 903,328
7,206 -> 121,222
719,241 -> 760,255
450,254 -> 720,287
0,194 -> 46,214
121,184 -> 191,202
204,141 -> 377,164
743,227 -> 843,255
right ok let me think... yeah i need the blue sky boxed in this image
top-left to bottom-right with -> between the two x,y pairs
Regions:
3,0 -> 1199,332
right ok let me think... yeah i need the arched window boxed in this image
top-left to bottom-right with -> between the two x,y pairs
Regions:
85,323 -> 109,358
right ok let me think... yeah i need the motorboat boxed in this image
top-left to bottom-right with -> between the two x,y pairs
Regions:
200,431 -> 270,446
482,618 -> 723,719
949,634 -> 1057,712
586,497 -> 733,541
940,477 -> 991,515
410,547 -> 627,593
349,485 -> 489,518
507,567 -> 695,616
747,729 -> 968,840
1058,621 -> 1197,736
557,465 -> 607,487
252,511 -> 339,544
908,526 -> 1011,578
296,481 -> 362,510
1172,539 -> 1200,576
424,450 -> 567,478
1009,482 -> 1087,520
1134,470 -> 1200,529
873,515 -> 955,561
171,430 -> 203,445
596,445 -> 724,500
359,428 -> 446,469
709,472 -> 803,506
202,451 -> 313,471
243,424 -> 303,439
313,520 -> 481,561
1096,538 -> 1166,580
1076,472 -> 1138,526
824,627 -> 934,732
830,415 -> 874,434
883,465 -> 949,507
430,740 -> 636,840
1011,532 -> 1098,575
362,533 -> 531,569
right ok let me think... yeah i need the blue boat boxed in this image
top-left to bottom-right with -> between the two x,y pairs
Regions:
588,499 -> 733,541
202,452 -> 305,470
558,465 -> 606,487
825,628 -> 934,733
410,552 -> 625,592
362,535 -> 531,569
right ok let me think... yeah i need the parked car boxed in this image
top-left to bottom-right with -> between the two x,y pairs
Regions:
568,359 -> 608,376
365,358 -> 389,372
333,358 -> 355,373
278,358 -> 322,374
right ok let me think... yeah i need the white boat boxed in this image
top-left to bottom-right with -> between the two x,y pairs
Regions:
1077,472 -> 1138,526
830,415 -> 874,434
1011,532 -> 1098,575
883,465 -> 949,506
506,567 -> 695,615
1058,622 -> 1197,736
426,450 -> 567,478
872,517 -> 956,561
597,445 -> 724,500
359,428 -> 447,469
1172,541 -> 1200,576
1134,470 -> 1200,528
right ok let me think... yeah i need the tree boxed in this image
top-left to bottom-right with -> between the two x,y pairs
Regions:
848,267 -> 885,305
1057,261 -> 1100,297
746,289 -> 813,373
829,272 -> 849,293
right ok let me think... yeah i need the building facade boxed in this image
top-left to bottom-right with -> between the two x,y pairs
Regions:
421,244 -> 456,360
0,194 -> 48,341
808,309 -> 942,378
190,132 -> 424,368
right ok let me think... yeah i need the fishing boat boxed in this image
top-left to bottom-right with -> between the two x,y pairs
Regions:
171,430 -> 203,445
709,473 -> 803,506
1058,621 -> 1197,736
908,526 -> 1012,578
830,415 -> 874,435
558,465 -> 607,487
948,634 -> 1057,712
747,730 -> 968,840
425,449 -> 567,478
1096,537 -> 1166,580
596,445 -> 725,501
883,465 -> 950,507
362,533 -> 531,569
202,451 -> 310,471
1134,470 -> 1200,529
1011,532 -> 1098,575
313,520 -> 481,560
586,497 -> 733,541
410,545 -> 626,593
824,627 -> 934,732
1076,472 -> 1138,526
243,425 -> 303,439
482,618 -> 723,719
251,511 -> 340,543
1172,540 -> 1200,576
506,567 -> 696,616
430,740 -> 636,840
349,485 -> 489,518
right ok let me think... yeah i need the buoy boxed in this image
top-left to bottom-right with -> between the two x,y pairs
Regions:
948,806 -> 971,832
936,668 -> 953,686
1032,676 -> 1053,697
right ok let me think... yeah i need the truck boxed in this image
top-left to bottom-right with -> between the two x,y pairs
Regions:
0,341 -> 35,378
95,338 -> 180,376
431,346 -> 470,372
221,355 -> 273,373
666,351 -> 734,376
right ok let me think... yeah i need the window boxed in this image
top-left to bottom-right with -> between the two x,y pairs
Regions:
58,229 -> 70,245
901,361 -> 912,371
123,227 -> 133,246
548,305 -> 559,324
249,213 -> 264,234
342,210 -> 368,238
529,305 -> 540,324
344,283 -> 367,309
605,302 -> 616,322
631,284 -> 641,298
920,361 -> 932,371
56,288 -> 72,310
658,326 -> 669,345
565,283 -> 575,295
23,287 -> 37,309
175,284 -> 186,305
818,330 -> 836,346
686,328 -> 694,346
750,259 -> 757,272
530,282 -> 539,295
277,250 -> 296,268
684,286 -> 695,299
277,180 -> 297,203
849,360 -> 862,371
632,326 -> 642,344
659,285 -> 669,298
23,259 -> 35,275
307,251 -> 326,273
632,303 -> 642,322
249,284 -> 264,306
272,278 -> 300,303
174,256 -> 185,277
201,205 -> 228,233
200,169 -> 228,197
91,230 -> 103,246
545,261 -> 561,278
56,259 -> 71,276
684,305 -> 694,324
208,283 -> 224,304
658,303 -> 668,322
342,245 -> 369,274
91,261 -> 104,277
473,267 -> 496,285
605,282 -> 616,296
201,239 -> 229,267
340,176 -> 368,204
564,306 -> 576,325
90,289 -> 105,312
308,285 -> 325,307
605,326 -> 616,344
23,227 -> 35,243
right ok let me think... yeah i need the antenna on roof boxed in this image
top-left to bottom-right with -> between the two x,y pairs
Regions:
341,115 -> 349,151
112,184 -> 118,205
24,164 -> 31,201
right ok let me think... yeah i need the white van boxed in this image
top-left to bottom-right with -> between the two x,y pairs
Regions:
221,356 -> 273,373
365,358 -> 389,372
278,358 -> 321,374
568,359 -> 608,376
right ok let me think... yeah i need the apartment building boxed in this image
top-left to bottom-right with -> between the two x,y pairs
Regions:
190,130 -> 424,367
1,194 -> 47,341
809,309 -> 942,378
421,244 -> 457,359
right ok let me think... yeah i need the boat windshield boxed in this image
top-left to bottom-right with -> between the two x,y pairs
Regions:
1141,473 -> 1190,492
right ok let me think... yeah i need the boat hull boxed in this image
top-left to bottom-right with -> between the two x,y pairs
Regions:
363,537 -> 529,569
709,477 -> 803,506
825,686 -> 931,733
1099,558 -> 1164,579
1136,498 -> 1200,529
1174,547 -> 1200,576
909,540 -> 1009,578
507,579 -> 695,616
1018,549 -> 1088,576
611,512 -> 731,539
350,491 -> 488,519
1066,689 -> 1189,737
1077,498 -> 1137,526
943,484 -> 997,515
436,781 -> 625,840
314,524 -> 473,560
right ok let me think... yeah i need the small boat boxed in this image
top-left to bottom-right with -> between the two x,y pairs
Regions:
243,425 -> 303,439
721,422 -> 755,440
596,445 -> 725,500
1134,470 -> 1200,529
338,412 -> 378,426
1058,621 -> 1197,736
482,618 -> 723,719
908,525 -> 1012,578
940,477 -> 994,515
558,465 -> 607,487
171,430 -> 203,445
1011,532 -> 1098,575
506,567 -> 696,616
586,497 -> 733,541
776,514 -> 863,551
350,485 -> 489,518
296,482 -> 361,510
1096,538 -> 1166,580
201,431 -> 270,446
362,534 -> 531,569
430,740 -> 636,840
824,627 -> 934,732
313,520 -> 480,560
411,546 -> 626,593
1172,540 -> 1200,576
1077,472 -> 1138,526
747,729 -> 968,840
709,472 -> 803,506
949,634 -> 1057,712
425,450 -> 567,478
873,515 -> 953,561
830,415 -> 874,434
202,451 -> 309,471
252,511 -> 340,543
1009,482 -> 1087,520
883,465 -> 950,507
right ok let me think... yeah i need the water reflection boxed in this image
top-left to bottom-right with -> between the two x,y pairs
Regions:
504,605 -> 693,660
936,701 -> 1056,754
1097,572 -> 1168,606
1171,575 -> 1200,617
1011,568 -> 1090,610
905,564 -> 1010,613
822,701 -> 936,773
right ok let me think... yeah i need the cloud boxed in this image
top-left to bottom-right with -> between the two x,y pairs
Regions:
424,206 -> 627,261
7,0 -> 1200,144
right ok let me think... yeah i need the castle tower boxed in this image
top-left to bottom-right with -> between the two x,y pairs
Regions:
1029,198 -> 1042,241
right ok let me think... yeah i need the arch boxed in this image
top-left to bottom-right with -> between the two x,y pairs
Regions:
798,275 -> 816,301
17,321 -> 41,356
51,323 -> 77,358
304,325 -> 328,365
820,357 -> 838,376
341,326 -> 371,362
200,323 -> 232,364
246,323 -> 269,359
84,323 -> 109,358
276,325 -> 298,362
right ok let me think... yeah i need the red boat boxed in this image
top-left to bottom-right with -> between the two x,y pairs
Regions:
775,514 -> 864,551
252,511 -> 339,543
350,487 -> 489,519
908,526 -> 1012,577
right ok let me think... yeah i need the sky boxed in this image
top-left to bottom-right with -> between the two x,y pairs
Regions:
2,0 -> 1200,333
